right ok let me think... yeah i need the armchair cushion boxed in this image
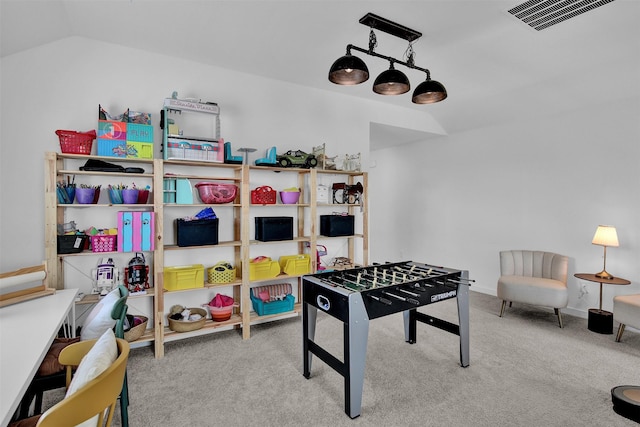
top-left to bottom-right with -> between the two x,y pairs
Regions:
65,329 -> 117,427
37,337 -> 80,376
498,275 -> 568,308
614,294 -> 640,330
66,329 -> 117,397
80,288 -> 119,341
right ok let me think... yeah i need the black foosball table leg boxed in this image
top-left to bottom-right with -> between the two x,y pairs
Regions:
403,309 -> 417,344
344,300 -> 370,419
457,281 -> 470,368
303,302 -> 317,378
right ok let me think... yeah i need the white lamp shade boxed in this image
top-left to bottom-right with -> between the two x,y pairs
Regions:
592,225 -> 619,247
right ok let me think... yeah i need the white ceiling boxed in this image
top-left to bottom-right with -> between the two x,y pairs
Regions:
2,0 -> 639,149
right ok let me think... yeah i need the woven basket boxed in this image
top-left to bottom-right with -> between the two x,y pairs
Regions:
124,315 -> 148,342
168,307 -> 207,333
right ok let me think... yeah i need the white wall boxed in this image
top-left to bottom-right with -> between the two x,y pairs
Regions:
0,36 -> 440,272
370,96 -> 640,316
2,37 -> 637,319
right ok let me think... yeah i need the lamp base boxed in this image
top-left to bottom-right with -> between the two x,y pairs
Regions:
588,308 -> 613,334
595,270 -> 614,280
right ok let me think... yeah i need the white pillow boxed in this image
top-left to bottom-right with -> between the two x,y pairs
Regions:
81,288 -> 119,340
66,328 -> 118,427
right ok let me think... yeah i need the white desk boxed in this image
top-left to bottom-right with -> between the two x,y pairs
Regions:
0,288 -> 77,427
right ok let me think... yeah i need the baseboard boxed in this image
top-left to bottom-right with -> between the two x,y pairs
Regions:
469,287 -> 639,333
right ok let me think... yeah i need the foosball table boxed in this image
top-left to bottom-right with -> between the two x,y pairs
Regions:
302,261 -> 471,419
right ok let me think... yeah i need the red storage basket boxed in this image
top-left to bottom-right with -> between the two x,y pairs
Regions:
251,186 -> 276,205
56,129 -> 97,155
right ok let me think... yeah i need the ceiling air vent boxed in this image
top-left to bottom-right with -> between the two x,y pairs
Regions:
507,0 -> 616,31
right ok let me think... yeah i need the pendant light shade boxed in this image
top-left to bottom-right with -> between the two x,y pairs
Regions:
328,53 -> 369,85
372,63 -> 410,95
412,78 -> 448,104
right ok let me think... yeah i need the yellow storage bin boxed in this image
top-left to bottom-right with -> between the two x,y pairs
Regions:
164,264 -> 205,291
248,258 -> 281,281
279,254 -> 311,276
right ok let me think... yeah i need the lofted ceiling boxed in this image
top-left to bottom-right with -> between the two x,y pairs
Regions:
2,0 -> 639,149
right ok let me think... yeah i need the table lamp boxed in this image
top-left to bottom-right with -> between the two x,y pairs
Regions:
592,225 -> 619,280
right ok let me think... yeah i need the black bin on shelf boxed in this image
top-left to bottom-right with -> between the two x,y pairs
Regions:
57,235 -> 89,254
320,215 -> 355,237
255,216 -> 293,242
176,218 -> 219,247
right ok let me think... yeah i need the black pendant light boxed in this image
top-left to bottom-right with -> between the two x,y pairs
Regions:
328,13 -> 448,105
412,74 -> 448,104
328,50 -> 369,85
373,62 -> 410,95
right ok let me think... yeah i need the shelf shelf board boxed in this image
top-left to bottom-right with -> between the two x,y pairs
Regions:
249,165 -> 306,172
163,203 -> 241,208
75,291 -> 153,305
249,303 -> 301,325
164,240 -> 242,250
249,273 -> 310,283
58,169 -> 154,178
317,233 -> 364,240
57,203 -> 154,208
249,237 -> 311,245
163,314 -> 243,342
317,203 -> 362,207
164,159 -> 242,170
316,169 -> 364,176
163,173 -> 241,182
250,203 -> 310,207
57,153 -> 154,164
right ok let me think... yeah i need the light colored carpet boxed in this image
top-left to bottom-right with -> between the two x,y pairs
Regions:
42,292 -> 639,426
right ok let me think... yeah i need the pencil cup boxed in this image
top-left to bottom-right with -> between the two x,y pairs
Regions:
76,188 -> 95,204
123,189 -> 139,204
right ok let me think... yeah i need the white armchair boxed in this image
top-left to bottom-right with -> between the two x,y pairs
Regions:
613,294 -> 640,342
497,250 -> 569,328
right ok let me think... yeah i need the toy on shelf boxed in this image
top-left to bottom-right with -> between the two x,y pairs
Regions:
344,153 -> 361,172
306,243 -> 328,272
277,150 -> 318,168
224,141 -> 243,164
254,146 -> 277,166
92,258 -> 118,296
125,253 -> 150,293
312,143 -> 360,171
332,182 -> 364,204
312,143 -> 337,170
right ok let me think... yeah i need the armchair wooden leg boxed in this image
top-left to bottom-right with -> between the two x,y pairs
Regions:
554,308 -> 563,328
499,300 -> 507,317
615,324 -> 626,342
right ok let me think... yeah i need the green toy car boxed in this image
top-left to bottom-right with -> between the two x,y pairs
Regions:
277,150 -> 318,168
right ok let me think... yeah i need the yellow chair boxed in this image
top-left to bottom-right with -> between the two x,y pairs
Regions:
18,285 -> 129,422
11,337 -> 130,427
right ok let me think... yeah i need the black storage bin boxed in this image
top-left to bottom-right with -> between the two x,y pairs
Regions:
57,235 -> 89,254
255,216 -> 293,242
320,215 -> 355,237
176,218 -> 219,247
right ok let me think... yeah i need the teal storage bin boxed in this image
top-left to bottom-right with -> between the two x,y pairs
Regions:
250,293 -> 295,316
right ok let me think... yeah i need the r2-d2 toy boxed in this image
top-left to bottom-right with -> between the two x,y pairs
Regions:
93,258 -> 118,296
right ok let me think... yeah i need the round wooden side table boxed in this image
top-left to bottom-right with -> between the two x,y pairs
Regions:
574,273 -> 631,334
